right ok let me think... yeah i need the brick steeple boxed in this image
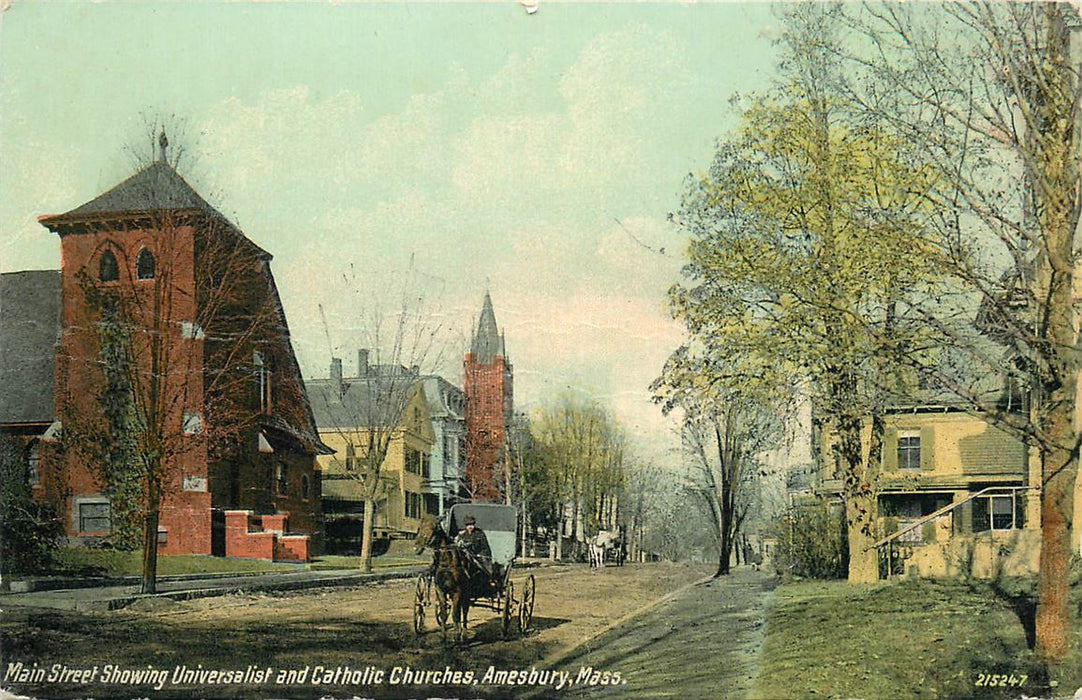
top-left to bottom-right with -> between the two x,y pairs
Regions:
463,292 -> 513,502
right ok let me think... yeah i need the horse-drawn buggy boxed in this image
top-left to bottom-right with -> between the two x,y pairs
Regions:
413,503 -> 536,641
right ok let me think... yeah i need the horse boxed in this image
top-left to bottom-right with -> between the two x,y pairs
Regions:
589,529 -> 620,569
414,515 -> 487,642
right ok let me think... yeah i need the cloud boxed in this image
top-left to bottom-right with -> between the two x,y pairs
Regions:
0,137 -> 80,271
192,22 -> 697,461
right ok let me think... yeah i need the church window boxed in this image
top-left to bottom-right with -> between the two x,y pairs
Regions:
136,247 -> 156,280
99,249 -> 119,282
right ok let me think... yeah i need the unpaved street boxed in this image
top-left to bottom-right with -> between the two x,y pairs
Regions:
2,562 -> 712,699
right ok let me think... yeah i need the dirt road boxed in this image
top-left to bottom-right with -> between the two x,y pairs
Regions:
2,562 -> 712,699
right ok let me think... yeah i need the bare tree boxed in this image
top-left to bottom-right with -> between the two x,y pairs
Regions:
310,264 -> 446,572
58,139 -> 285,593
653,347 -> 785,577
843,2 -> 1081,670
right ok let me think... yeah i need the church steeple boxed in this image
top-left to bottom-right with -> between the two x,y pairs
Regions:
471,291 -> 505,363
463,291 -> 513,502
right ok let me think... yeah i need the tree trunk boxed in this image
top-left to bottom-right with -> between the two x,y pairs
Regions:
141,477 -> 161,594
716,514 -> 732,578
555,502 -> 563,560
1034,374 -> 1078,664
1035,453 -> 1074,663
359,495 -> 375,573
844,493 -> 879,584
838,412 -> 879,584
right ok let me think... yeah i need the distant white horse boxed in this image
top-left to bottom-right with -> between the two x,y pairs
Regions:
589,530 -> 619,569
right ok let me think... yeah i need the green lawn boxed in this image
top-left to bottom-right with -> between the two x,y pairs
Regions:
43,548 -> 428,578
49,549 -> 290,577
753,575 -> 1081,700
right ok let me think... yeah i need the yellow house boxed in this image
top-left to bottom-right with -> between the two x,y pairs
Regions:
306,356 -> 435,554
873,407 -> 1042,579
809,381 -> 1048,580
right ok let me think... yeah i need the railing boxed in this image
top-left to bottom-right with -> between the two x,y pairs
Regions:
867,485 -> 1037,552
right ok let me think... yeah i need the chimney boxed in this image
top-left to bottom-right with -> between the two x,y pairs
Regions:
331,357 -> 343,394
358,349 -> 369,376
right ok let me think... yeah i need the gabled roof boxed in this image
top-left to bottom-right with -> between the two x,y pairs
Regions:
0,270 -> 61,425
306,367 -> 423,431
470,292 -> 506,363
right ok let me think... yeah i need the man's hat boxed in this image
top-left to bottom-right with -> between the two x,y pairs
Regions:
464,515 -> 476,525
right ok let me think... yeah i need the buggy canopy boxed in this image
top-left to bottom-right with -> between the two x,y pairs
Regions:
445,503 -> 518,566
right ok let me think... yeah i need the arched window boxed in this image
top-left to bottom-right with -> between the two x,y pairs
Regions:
99,249 -> 119,282
136,247 -> 156,280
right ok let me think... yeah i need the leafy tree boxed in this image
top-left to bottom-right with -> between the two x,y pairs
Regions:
529,394 -> 627,559
844,2 -> 1081,670
669,4 -> 940,583
0,438 -> 63,574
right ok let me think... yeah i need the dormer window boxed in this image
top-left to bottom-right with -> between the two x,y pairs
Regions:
136,248 -> 156,280
99,249 -> 119,282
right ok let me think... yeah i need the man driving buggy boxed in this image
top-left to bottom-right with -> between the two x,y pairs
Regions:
455,514 -> 497,581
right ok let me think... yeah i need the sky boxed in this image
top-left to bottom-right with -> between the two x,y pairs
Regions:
0,1 -> 781,465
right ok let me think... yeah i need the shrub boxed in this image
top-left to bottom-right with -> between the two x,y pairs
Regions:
0,437 -> 64,574
774,497 -> 846,580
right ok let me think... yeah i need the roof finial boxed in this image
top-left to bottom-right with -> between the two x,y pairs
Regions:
158,130 -> 168,163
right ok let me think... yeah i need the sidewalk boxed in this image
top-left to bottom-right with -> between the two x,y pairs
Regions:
0,565 -> 427,612
555,567 -> 775,699
0,557 -> 556,613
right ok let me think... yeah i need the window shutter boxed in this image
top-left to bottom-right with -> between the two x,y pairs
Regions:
920,427 -> 935,471
882,428 -> 898,471
953,500 -> 971,535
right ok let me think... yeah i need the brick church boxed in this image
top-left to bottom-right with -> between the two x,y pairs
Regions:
463,292 -> 514,501
6,139 -> 328,559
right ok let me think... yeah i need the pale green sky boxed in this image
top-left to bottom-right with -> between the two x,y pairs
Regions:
0,1 -> 780,462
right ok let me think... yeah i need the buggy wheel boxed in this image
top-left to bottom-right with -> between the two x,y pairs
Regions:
501,580 -> 515,639
413,575 -> 427,636
518,574 -> 535,633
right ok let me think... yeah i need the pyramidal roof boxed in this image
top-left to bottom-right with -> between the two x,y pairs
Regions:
471,292 -> 506,363
41,160 -> 216,226
38,156 -> 270,258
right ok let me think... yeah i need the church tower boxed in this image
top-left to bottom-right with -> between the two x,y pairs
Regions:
463,292 -> 513,502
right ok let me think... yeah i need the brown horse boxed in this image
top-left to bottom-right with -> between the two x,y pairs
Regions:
414,515 -> 487,642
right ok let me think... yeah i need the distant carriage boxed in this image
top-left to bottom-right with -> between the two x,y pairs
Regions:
413,503 -> 536,641
589,528 -> 625,568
